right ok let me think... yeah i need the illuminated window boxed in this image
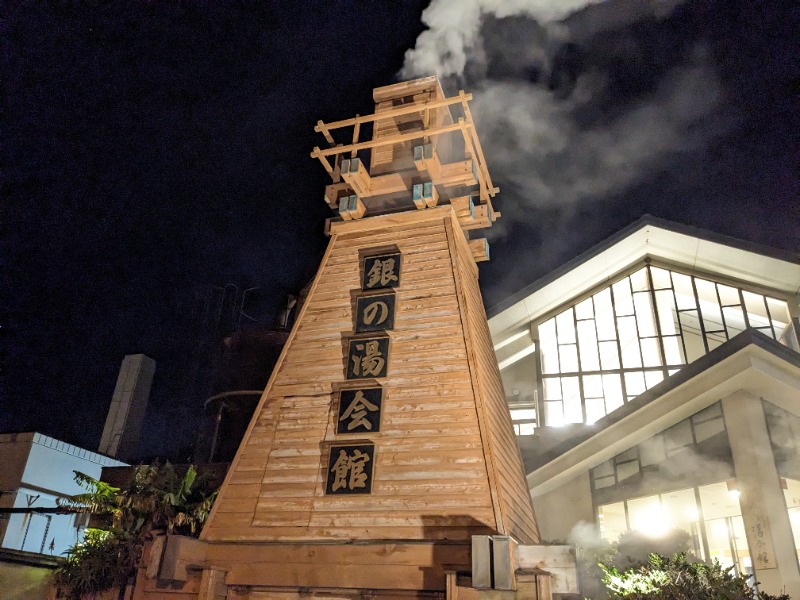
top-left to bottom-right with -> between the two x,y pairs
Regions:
537,265 -> 792,426
597,483 -> 750,574
782,479 -> 800,563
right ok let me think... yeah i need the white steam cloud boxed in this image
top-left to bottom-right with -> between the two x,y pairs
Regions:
401,0 -> 729,255
401,0 -> 607,79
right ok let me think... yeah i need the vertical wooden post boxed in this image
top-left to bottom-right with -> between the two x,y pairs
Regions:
445,569 -> 460,600
198,567 -> 227,600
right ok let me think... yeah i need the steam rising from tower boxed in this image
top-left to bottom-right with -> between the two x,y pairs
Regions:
401,0 -> 728,300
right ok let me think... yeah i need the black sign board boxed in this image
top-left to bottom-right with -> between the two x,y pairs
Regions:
355,293 -> 396,332
325,443 -> 375,495
362,253 -> 402,290
337,388 -> 383,434
346,337 -> 389,379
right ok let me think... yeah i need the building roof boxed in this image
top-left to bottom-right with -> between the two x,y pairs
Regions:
0,432 -> 127,467
526,329 -> 800,496
488,215 -> 800,339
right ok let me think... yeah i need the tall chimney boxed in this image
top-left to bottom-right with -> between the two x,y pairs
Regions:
98,354 -> 155,461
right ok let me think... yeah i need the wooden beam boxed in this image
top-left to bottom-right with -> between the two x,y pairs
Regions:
460,91 -> 497,197
323,158 -> 478,200
351,114 -> 361,157
411,183 -> 427,210
340,157 -> 371,197
323,182 -> 350,206
311,120 -> 466,159
312,147 -> 334,175
315,93 -> 473,133
457,118 -> 490,203
414,143 -> 443,180
316,120 -> 334,145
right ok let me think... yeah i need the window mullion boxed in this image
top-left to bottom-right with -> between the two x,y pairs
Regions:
691,275 -> 711,354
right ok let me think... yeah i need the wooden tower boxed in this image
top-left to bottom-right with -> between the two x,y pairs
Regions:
189,77 -> 540,598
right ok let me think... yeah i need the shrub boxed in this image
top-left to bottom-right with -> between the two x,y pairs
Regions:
600,553 -> 790,600
54,462 -> 218,599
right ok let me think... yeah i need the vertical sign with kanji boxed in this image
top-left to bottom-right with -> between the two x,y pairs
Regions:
363,253 -> 402,290
337,388 -> 383,434
325,444 -> 376,495
355,294 -> 396,332
325,251 -> 403,496
346,337 -> 389,379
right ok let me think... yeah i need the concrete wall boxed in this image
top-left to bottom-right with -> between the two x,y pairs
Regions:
531,471 -> 594,543
0,560 -> 55,600
723,390 -> 800,598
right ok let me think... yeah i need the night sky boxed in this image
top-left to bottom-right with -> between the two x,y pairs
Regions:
2,1 -> 797,459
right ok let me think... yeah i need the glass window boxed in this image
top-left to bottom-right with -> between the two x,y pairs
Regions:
763,401 -> 800,480
594,289 -> 617,341
559,344 -> 579,372
655,290 -> 679,336
563,376 -> 582,424
577,320 -> 600,371
696,279 -> 724,336
628,495 -> 666,536
692,404 -> 725,443
699,482 -> 749,575
613,279 -> 635,317
665,420 -> 693,454
598,502 -> 627,542
650,267 -> 672,290
717,284 -> 740,307
515,423 -> 536,435
539,319 -> 559,374
640,338 -> 662,368
723,305 -> 747,339
630,268 -> 650,292
644,370 -> 664,389
662,335 -> 685,364
742,291 -> 770,328
575,297 -> 594,320
624,371 -> 646,399
602,373 -> 624,413
616,460 -> 640,483
662,488 -> 705,559
672,272 -> 696,310
634,292 -> 657,338
640,435 -> 666,466
529,265 -> 793,429
591,403 -> 733,499
597,483 -> 747,572
556,309 -> 576,343
782,478 -> 800,562
510,408 -> 536,420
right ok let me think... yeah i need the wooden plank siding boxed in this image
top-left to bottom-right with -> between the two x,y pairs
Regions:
444,213 -> 540,544
201,206 -> 537,546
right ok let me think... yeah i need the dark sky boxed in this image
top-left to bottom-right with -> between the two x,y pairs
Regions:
2,1 -> 797,459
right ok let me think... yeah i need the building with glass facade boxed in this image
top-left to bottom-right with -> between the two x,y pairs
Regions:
488,216 -> 800,597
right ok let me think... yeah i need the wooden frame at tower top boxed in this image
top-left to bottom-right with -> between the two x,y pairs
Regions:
310,77 -> 499,224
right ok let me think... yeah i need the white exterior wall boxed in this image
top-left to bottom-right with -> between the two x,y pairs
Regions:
0,433 -> 125,557
723,391 -> 800,598
531,471 -> 594,543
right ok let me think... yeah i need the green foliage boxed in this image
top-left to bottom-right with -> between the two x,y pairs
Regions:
599,553 -> 790,600
55,528 -> 137,600
54,462 -> 218,599
574,527 -> 693,599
